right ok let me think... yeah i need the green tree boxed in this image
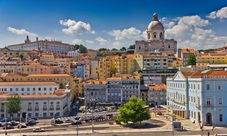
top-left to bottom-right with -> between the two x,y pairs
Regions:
19,54 -> 24,59
120,47 -> 126,51
6,94 -> 22,118
116,95 -> 150,124
79,45 -> 87,53
128,44 -> 135,49
99,48 -> 108,51
140,77 -> 144,84
111,48 -> 118,51
187,54 -> 196,66
74,44 -> 80,50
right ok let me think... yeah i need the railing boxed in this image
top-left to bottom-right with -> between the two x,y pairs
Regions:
27,109 -> 32,111
50,108 -> 54,111
196,104 -> 200,108
35,108 -> 39,111
43,108 -> 47,111
206,104 -> 213,108
56,108 -> 60,110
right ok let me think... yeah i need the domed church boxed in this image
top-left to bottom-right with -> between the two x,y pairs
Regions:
135,13 -> 177,54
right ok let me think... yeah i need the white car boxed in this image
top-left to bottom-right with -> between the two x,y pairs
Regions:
33,127 -> 45,132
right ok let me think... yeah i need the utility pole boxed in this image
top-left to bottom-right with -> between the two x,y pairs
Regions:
76,106 -> 78,136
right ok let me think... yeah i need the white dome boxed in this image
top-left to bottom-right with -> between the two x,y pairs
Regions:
147,13 -> 164,31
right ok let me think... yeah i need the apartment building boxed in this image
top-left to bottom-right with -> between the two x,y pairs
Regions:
167,70 -> 227,126
147,84 -> 166,107
177,48 -> 195,66
84,80 -> 106,107
114,55 -> 136,75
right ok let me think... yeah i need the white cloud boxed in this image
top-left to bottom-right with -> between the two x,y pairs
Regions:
59,19 -> 95,35
7,27 -> 37,36
109,27 -> 143,40
207,7 -> 227,20
165,15 -> 227,49
95,37 -> 108,45
72,38 -> 82,44
86,40 -> 94,44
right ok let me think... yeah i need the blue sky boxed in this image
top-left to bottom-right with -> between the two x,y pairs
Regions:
0,0 -> 227,50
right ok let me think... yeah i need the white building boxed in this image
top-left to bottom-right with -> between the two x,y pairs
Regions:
0,82 -> 72,118
135,13 -> 177,54
67,50 -> 78,58
7,36 -> 74,54
0,82 -> 59,95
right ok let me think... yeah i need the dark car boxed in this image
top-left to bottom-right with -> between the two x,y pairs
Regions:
26,121 -> 36,126
18,124 -> 27,128
31,117 -> 38,120
1,118 -> 9,122
3,125 -> 14,129
71,120 -> 82,125
55,119 -> 63,124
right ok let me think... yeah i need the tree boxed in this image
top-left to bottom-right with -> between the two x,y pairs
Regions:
128,44 -> 135,49
74,44 -> 87,53
140,77 -> 144,84
6,94 -> 22,118
116,95 -> 150,124
79,45 -> 87,53
19,54 -> 24,59
187,54 -> 196,66
120,47 -> 126,51
99,48 -> 108,51
111,48 -> 118,51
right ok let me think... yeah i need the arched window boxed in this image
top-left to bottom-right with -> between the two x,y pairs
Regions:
220,114 -> 223,122
160,32 -> 162,38
148,33 -> 150,39
153,32 -> 157,38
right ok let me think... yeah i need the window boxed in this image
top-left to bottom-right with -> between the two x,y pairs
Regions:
218,84 -> 222,90
38,88 -> 41,91
219,98 -> 223,105
27,88 -> 30,91
206,84 -> 210,90
220,114 -> 223,122
33,88 -> 35,91
206,98 -> 211,105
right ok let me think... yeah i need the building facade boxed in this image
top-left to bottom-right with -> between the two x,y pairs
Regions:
7,36 -> 74,54
135,13 -> 177,54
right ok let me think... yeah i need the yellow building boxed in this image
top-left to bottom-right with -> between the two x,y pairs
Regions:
40,52 -> 55,64
170,58 -> 183,68
114,54 -> 136,75
98,56 -> 114,80
134,53 -> 169,70
0,73 -> 27,82
0,47 -> 30,58
196,53 -> 227,64
73,77 -> 84,97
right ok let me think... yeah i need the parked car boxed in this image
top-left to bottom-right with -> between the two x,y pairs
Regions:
26,121 -> 36,126
33,127 -> 45,132
3,125 -> 14,129
31,117 -> 38,120
55,119 -> 63,124
1,118 -> 9,122
71,120 -> 82,125
10,120 -> 19,126
18,124 -> 27,128
64,119 -> 71,123
2,122 -> 12,127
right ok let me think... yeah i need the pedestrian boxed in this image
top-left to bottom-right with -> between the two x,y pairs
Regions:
208,131 -> 210,136
181,125 -> 183,130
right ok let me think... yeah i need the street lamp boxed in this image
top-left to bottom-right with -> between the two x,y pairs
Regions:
91,99 -> 95,132
171,99 -> 174,136
199,121 -> 203,136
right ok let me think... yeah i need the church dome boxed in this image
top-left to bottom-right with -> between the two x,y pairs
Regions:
147,13 -> 164,31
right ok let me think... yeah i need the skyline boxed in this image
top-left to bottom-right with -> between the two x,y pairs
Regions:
0,0 -> 227,50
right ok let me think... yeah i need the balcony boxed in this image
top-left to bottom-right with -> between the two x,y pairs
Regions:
206,104 -> 213,108
27,109 -> 32,111
43,108 -> 47,111
173,99 -> 185,105
196,104 -> 200,108
50,108 -> 54,111
35,108 -> 39,111
0,109 -> 4,112
56,108 -> 60,110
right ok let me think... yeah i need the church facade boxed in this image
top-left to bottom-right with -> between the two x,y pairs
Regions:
135,13 -> 177,54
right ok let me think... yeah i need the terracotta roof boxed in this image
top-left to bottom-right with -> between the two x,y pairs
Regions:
27,74 -> 71,77
121,75 -> 140,79
148,84 -> 166,90
181,70 -> 227,78
85,80 -> 107,85
1,73 -> 28,78
107,77 -> 121,80
181,49 -> 195,53
0,82 -> 57,85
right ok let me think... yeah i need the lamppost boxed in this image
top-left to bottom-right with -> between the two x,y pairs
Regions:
4,101 -> 7,136
91,99 -> 95,132
212,125 -> 215,136
199,121 -> 203,136
171,99 -> 174,136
